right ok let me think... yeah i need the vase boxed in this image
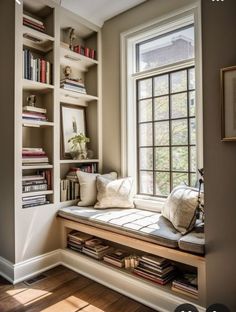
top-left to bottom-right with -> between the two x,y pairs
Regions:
70,143 -> 88,160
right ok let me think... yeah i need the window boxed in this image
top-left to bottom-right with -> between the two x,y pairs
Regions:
121,7 -> 202,204
137,67 -> 196,197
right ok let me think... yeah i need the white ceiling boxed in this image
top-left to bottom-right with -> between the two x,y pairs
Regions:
60,0 -> 146,27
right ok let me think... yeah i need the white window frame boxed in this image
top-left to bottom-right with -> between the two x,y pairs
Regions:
120,1 -> 203,211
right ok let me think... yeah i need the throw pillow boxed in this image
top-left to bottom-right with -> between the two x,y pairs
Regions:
77,171 -> 117,207
162,185 -> 203,234
94,176 -> 134,209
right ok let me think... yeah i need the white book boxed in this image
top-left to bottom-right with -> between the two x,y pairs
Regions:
22,147 -> 43,152
23,14 -> 44,26
23,106 -> 47,114
22,175 -> 44,181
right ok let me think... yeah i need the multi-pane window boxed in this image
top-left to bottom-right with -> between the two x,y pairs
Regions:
137,67 -> 196,197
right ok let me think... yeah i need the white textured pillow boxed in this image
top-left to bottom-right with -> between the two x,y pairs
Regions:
94,176 -> 134,209
162,185 -> 202,234
77,171 -> 117,207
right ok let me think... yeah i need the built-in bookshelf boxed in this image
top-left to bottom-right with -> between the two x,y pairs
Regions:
15,0 -> 101,210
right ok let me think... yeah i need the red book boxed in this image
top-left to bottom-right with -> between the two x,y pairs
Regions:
84,47 -> 90,57
23,18 -> 45,30
23,21 -> 46,33
40,60 -> 46,83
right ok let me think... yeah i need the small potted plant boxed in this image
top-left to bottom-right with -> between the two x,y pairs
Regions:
68,133 -> 90,160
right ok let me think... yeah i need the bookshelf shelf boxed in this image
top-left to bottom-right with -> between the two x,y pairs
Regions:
23,25 -> 54,52
22,164 -> 53,170
22,119 -> 54,127
23,79 -> 54,92
60,88 -> 98,103
60,159 -> 99,164
22,190 -> 53,198
63,248 -> 199,305
60,47 -> 98,71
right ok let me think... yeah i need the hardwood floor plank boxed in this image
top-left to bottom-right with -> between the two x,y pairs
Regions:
0,266 -> 157,312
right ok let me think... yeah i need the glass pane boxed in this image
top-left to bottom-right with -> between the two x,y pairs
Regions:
188,68 -> 195,90
155,147 -> 169,170
139,123 -> 153,146
190,173 -> 197,187
171,119 -> 188,145
139,148 -> 153,170
155,172 -> 170,196
139,99 -> 152,122
190,146 -> 197,172
172,172 -> 188,188
137,26 -> 194,72
154,121 -> 169,146
171,93 -> 187,118
172,147 -> 188,171
138,79 -> 152,99
154,75 -> 168,96
170,70 -> 187,93
190,118 -> 196,145
154,96 -> 169,120
140,171 -> 153,194
189,91 -> 195,117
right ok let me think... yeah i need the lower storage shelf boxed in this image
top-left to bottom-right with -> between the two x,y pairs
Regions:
61,248 -> 204,312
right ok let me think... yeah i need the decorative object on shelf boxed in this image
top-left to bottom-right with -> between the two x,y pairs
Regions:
69,27 -> 76,50
64,65 -> 72,79
27,95 -> 37,107
221,65 -> 236,141
61,104 -> 86,158
68,133 -> 90,160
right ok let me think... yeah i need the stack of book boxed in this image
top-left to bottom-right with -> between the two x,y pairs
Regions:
82,238 -> 113,260
103,249 -> 130,268
67,230 -> 93,252
22,148 -> 49,166
22,174 -> 48,193
22,106 -> 47,122
60,164 -> 97,202
60,78 -> 87,94
23,49 -> 52,84
133,255 -> 176,285
22,194 -> 49,208
172,273 -> 198,299
23,14 -> 46,33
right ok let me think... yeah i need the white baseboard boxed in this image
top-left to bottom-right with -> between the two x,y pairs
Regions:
0,249 -> 205,312
0,249 -> 61,284
0,256 -> 14,283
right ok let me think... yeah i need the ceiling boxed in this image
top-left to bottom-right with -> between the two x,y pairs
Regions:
60,0 -> 146,27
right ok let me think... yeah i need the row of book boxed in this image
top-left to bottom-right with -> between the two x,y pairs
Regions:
23,14 -> 46,33
22,194 -> 49,209
22,171 -> 52,208
73,45 -> 96,60
60,164 -> 97,202
67,231 -> 198,298
23,49 -> 52,84
22,105 -> 47,122
60,78 -> 87,94
22,148 -> 49,166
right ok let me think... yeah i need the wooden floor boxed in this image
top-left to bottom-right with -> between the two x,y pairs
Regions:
0,266 -> 157,312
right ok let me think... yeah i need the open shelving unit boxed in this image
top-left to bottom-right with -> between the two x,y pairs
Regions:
14,0 -> 102,210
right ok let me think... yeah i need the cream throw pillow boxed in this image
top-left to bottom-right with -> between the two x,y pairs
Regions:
94,176 -> 134,209
77,171 -> 117,207
162,185 -> 202,234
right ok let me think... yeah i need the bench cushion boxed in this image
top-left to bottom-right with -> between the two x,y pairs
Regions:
58,206 -> 182,248
178,224 -> 205,254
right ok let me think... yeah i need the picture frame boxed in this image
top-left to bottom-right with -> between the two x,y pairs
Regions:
60,104 -> 86,158
221,66 -> 236,141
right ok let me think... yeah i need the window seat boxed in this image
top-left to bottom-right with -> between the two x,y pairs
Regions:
58,206 -> 205,255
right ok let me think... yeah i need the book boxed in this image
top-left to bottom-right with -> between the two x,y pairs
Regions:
85,238 -> 103,247
23,14 -> 44,26
22,175 -> 44,181
23,106 -> 47,114
141,255 -> 169,266
68,231 -> 93,243
171,285 -> 198,299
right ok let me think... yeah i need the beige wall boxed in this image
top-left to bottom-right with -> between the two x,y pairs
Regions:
102,0 -> 197,174
202,0 -> 236,310
0,0 -> 16,263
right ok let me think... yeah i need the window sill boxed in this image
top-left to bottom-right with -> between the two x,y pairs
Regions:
134,195 -> 166,212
